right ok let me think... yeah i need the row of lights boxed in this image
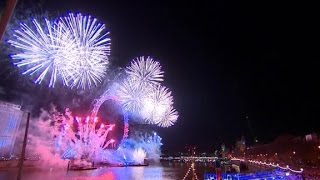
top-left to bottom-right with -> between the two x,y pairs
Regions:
231,157 -> 303,174
250,151 -> 295,157
182,162 -> 199,180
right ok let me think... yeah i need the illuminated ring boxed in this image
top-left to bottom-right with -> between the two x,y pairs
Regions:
91,90 -> 129,139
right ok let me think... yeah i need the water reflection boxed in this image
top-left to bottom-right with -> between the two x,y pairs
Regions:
67,165 -> 169,180
131,167 -> 144,180
1,162 -> 207,180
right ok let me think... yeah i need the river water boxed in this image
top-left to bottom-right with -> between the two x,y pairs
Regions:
0,161 -> 304,179
0,161 -> 214,180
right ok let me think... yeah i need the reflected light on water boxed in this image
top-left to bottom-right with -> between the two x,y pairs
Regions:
0,162 -> 194,180
131,167 -> 144,180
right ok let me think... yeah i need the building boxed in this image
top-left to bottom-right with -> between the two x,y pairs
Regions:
0,100 -> 23,157
244,134 -> 320,167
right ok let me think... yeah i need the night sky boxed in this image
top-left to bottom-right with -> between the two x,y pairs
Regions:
1,0 -> 319,152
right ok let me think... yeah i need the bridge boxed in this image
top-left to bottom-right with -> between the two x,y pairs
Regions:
161,156 -> 219,162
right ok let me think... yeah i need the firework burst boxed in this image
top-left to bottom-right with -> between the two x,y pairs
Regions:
8,13 -> 111,89
56,115 -> 115,160
116,78 -> 151,114
132,148 -> 147,164
156,106 -> 179,127
116,56 -> 179,126
141,85 -> 178,127
125,56 -> 163,86
8,19 -> 76,87
59,13 -> 111,89
141,85 -> 173,124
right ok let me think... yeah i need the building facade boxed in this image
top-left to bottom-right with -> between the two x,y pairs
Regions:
0,100 -> 23,157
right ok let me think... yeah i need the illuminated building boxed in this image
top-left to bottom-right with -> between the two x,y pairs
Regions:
0,100 -> 23,157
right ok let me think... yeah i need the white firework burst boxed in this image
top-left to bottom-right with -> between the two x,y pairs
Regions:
8,13 -> 111,89
59,13 -> 111,89
125,56 -> 164,86
156,106 -> 179,127
132,148 -> 146,164
8,19 -> 76,87
117,57 -> 179,127
141,85 -> 173,124
116,78 -> 151,114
